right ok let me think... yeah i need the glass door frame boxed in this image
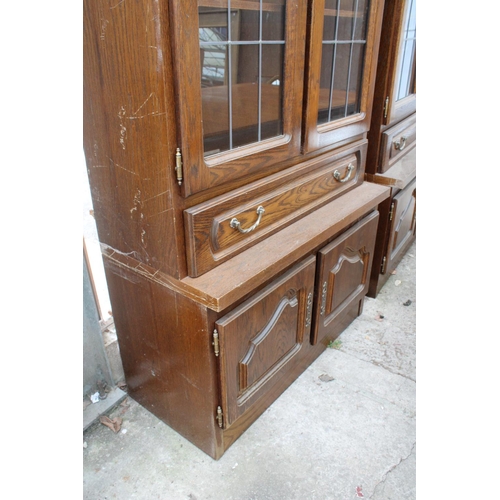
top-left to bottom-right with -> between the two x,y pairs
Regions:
302,0 -> 385,153
384,0 -> 416,126
169,0 -> 306,197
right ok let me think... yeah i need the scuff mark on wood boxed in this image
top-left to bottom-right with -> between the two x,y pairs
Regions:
126,92 -> 166,120
107,156 -> 137,176
143,190 -> 171,203
110,0 -> 126,10
100,19 -> 109,40
130,189 -> 141,214
118,106 -> 127,149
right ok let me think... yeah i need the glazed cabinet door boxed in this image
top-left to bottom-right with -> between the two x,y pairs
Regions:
170,0 -> 306,196
311,210 -> 379,345
384,179 -> 416,274
303,0 -> 384,153
384,0 -> 416,126
215,256 -> 316,427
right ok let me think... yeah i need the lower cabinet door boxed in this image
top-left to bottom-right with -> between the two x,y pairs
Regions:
216,256 -> 316,427
385,179 -> 416,272
311,211 -> 379,345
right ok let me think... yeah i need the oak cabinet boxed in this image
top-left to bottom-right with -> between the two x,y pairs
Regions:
365,0 -> 416,296
83,0 -> 390,459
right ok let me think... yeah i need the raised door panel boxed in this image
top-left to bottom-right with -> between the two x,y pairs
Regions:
385,178 -> 416,272
216,256 -> 316,426
311,210 -> 379,345
303,0 -> 385,153
170,0 -> 306,196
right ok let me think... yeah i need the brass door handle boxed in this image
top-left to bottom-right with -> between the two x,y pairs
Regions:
230,206 -> 265,234
333,163 -> 355,183
394,135 -> 408,151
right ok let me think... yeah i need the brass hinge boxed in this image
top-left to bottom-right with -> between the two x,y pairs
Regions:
383,96 -> 389,119
212,329 -> 220,357
381,256 -> 387,274
320,281 -> 327,316
216,405 -> 224,428
305,292 -> 313,328
389,202 -> 395,221
175,148 -> 183,186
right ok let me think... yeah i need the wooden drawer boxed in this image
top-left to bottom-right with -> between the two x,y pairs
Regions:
215,256 -> 316,428
311,210 -> 379,345
379,113 -> 416,173
184,141 -> 367,277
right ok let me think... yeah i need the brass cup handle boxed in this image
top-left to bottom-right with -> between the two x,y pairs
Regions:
230,206 -> 265,234
394,135 -> 408,151
333,163 -> 355,183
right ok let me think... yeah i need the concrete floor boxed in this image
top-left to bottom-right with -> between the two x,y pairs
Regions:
83,242 -> 416,500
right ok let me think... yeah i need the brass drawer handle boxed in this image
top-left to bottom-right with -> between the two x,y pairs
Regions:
230,206 -> 265,234
333,163 -> 355,183
394,135 -> 408,151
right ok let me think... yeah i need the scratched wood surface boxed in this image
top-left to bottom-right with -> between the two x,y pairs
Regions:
83,0 -> 392,461
83,0 -> 185,277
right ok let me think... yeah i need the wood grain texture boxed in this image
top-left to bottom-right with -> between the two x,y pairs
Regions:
388,179 -> 416,264
216,256 -> 316,425
83,0 -> 186,277
366,179 -> 416,298
84,0 -> 394,461
171,0 -> 306,196
311,210 -> 379,345
302,0 -> 385,153
365,146 -> 416,189
379,113 -> 416,173
102,256 -> 224,459
100,182 -> 389,310
181,182 -> 390,311
365,0 -> 416,176
184,142 -> 367,276
365,0 -> 416,297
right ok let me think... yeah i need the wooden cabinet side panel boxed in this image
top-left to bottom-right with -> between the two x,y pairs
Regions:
102,256 -> 223,459
83,0 -> 186,277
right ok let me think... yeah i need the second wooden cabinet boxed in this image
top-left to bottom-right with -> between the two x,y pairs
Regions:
365,0 -> 416,296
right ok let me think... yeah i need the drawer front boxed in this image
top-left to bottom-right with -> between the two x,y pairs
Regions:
311,210 -> 379,345
215,256 -> 316,427
184,142 -> 367,277
379,114 -> 416,173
